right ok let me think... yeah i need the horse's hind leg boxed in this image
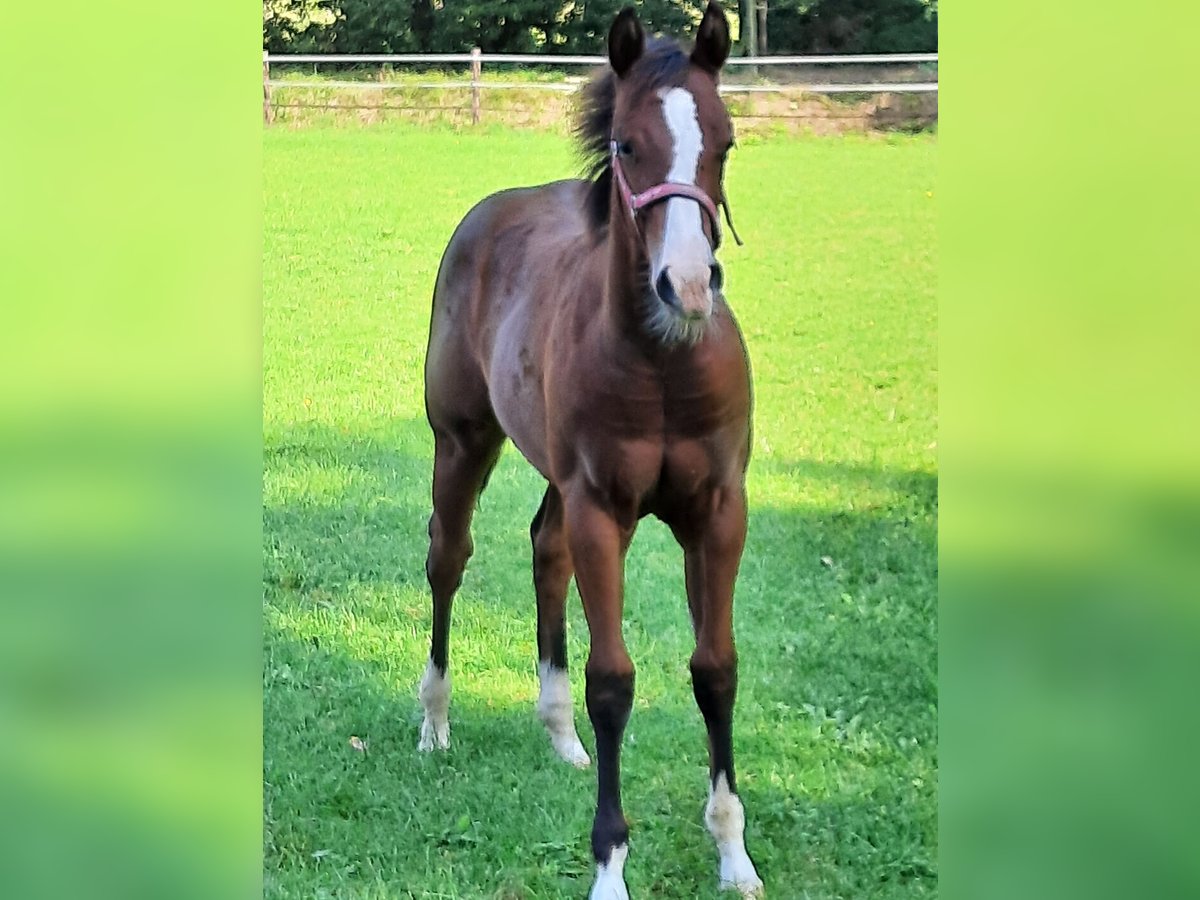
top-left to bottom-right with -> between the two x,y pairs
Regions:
418,418 -> 503,751
531,486 -> 590,767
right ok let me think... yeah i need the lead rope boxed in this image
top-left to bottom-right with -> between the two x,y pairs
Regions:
720,193 -> 744,247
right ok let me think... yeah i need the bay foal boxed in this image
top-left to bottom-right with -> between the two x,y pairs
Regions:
419,5 -> 762,896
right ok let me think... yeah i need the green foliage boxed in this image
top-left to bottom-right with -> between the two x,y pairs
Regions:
262,0 -> 935,55
269,1 -> 731,55
263,124 -> 937,898
264,0 -> 341,50
263,1 -> 936,56
767,0 -> 937,53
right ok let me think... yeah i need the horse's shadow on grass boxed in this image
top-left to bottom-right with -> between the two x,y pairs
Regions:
263,418 -> 937,897
264,417 -> 936,612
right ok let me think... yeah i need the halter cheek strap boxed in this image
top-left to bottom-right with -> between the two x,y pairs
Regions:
610,140 -> 722,243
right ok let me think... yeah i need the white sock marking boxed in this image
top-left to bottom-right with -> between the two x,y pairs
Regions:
537,662 -> 591,767
655,87 -> 714,319
706,773 -> 763,896
417,657 -> 450,751
590,843 -> 630,900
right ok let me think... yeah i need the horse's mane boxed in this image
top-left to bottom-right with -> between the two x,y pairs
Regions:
575,37 -> 692,232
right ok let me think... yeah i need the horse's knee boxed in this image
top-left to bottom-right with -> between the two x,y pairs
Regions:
585,662 -> 635,732
531,502 -> 569,576
690,651 -> 738,722
426,515 -> 473,592
529,498 -> 547,545
532,538 -> 570,588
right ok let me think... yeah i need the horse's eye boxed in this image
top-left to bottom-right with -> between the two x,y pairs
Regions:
617,141 -> 634,158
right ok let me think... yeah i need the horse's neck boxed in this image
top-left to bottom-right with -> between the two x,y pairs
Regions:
602,209 -> 652,343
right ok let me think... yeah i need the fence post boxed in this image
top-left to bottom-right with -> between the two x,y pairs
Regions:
263,50 -> 274,125
470,47 -> 482,125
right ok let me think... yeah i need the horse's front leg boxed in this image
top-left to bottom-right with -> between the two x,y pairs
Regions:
564,492 -> 636,900
678,486 -> 763,897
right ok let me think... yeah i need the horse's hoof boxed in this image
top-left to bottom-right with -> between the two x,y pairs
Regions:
720,882 -> 763,898
719,873 -> 764,898
418,717 -> 449,751
589,881 -> 629,900
719,855 -> 764,897
551,733 -> 591,768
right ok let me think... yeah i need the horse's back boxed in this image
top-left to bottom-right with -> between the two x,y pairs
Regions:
430,179 -> 591,346
433,179 -> 589,299
425,179 -> 594,467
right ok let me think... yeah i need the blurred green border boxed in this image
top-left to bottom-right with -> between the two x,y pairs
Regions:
0,3 -> 262,898
943,3 -> 1200,899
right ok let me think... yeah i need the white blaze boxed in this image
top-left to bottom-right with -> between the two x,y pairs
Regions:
661,87 -> 703,183
655,86 -> 714,307
657,90 -> 710,277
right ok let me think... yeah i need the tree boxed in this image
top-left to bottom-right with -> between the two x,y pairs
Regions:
766,0 -> 937,53
264,0 -> 341,50
263,0 -> 936,57
316,0 -> 422,53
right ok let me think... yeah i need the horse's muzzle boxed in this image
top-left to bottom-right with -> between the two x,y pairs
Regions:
655,263 -> 722,319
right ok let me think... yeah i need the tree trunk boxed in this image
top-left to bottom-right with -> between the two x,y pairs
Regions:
410,0 -> 434,53
742,0 -> 758,58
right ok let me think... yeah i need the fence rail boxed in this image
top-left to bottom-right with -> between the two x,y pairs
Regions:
266,79 -> 938,94
266,52 -> 938,65
263,50 -> 938,125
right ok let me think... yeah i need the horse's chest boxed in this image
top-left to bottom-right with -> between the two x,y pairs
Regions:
556,352 -> 747,511
578,436 -> 665,504
576,434 -> 724,515
661,439 -> 719,496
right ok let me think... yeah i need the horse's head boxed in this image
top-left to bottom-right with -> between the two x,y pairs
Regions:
604,2 -> 734,342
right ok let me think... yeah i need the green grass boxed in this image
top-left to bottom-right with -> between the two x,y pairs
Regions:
264,124 -> 937,898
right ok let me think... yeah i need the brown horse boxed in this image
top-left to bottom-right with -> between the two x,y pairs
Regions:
419,4 -> 762,896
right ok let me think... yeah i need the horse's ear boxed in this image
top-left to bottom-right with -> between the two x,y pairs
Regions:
691,1 -> 731,74
608,7 -> 645,79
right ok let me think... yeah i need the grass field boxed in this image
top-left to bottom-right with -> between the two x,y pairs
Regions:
263,123 -> 937,898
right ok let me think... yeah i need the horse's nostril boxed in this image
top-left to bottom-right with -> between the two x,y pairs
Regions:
709,263 -> 724,294
655,269 -> 678,308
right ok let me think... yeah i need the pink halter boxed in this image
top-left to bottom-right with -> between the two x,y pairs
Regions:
610,140 -> 722,243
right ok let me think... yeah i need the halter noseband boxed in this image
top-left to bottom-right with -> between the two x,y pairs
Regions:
609,141 -> 743,247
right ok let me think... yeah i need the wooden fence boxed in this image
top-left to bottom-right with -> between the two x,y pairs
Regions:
263,50 -> 938,129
